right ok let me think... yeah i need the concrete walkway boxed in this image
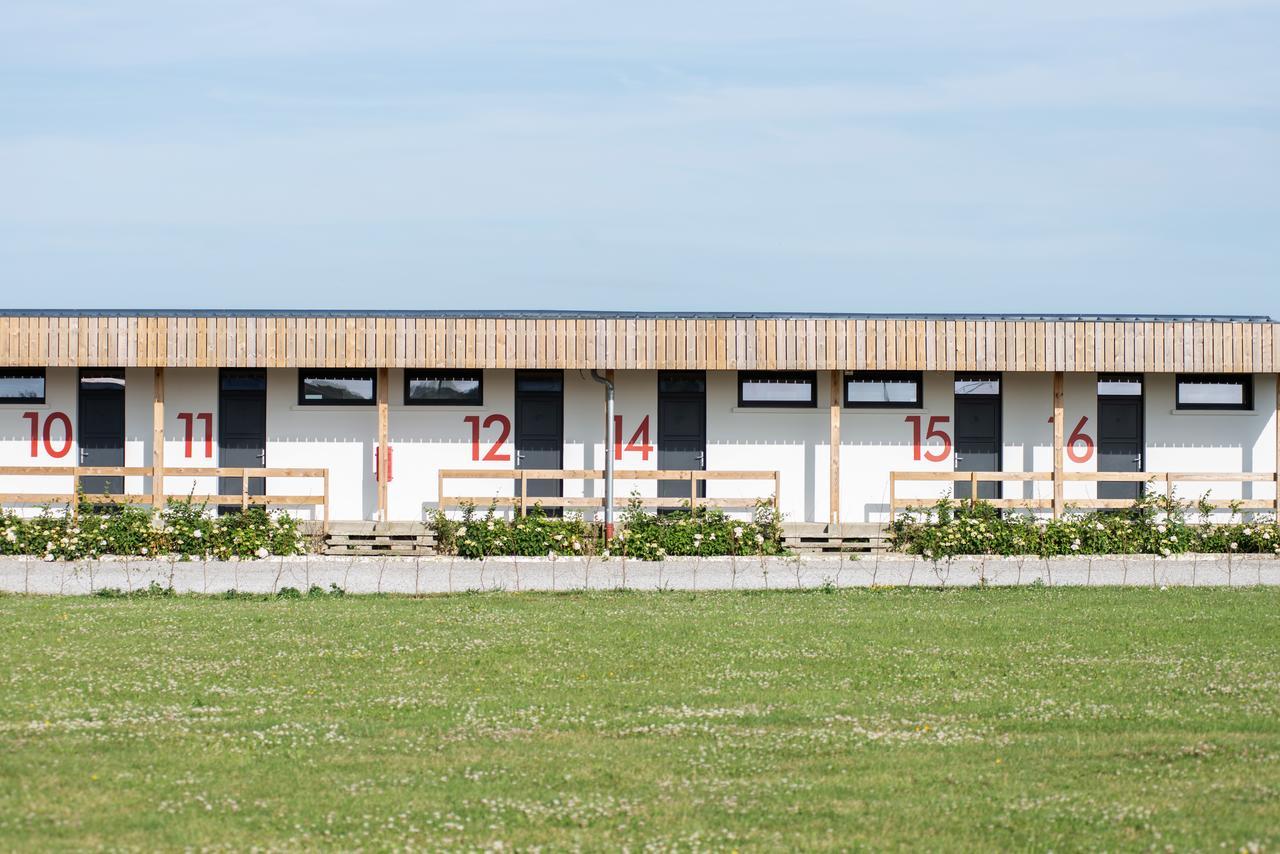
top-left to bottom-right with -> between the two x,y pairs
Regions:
2,554 -> 1280,595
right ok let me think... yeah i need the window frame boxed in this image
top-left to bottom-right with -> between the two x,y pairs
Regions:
1174,373 -> 1253,411
0,368 -> 46,404
404,369 -> 484,406
954,372 -> 1001,397
297,369 -> 378,406
737,370 -> 818,408
1097,373 -> 1143,398
843,370 -> 924,410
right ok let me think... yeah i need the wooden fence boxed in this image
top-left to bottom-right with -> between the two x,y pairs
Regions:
890,470 -> 1280,516
438,469 -> 781,514
0,466 -> 330,530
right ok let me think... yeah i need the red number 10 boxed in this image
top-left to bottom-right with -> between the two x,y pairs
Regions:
905,415 -> 952,462
23,411 -> 73,459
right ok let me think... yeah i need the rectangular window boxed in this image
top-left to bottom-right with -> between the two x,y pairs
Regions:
658,371 -> 705,395
1098,373 -> 1142,396
0,369 -> 45,403
405,370 -> 483,405
79,371 -> 125,392
298,370 -> 376,405
1175,373 -> 1253,410
221,369 -> 266,392
738,371 -> 817,408
844,371 -> 922,408
955,373 -> 1000,396
515,371 -> 563,394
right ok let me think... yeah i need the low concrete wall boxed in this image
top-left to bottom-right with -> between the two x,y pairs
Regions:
2,554 -> 1280,595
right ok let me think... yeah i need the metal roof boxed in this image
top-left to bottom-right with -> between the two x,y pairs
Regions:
0,310 -> 1272,322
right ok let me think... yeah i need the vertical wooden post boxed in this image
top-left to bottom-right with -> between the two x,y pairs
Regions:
689,470 -> 698,512
518,471 -> 527,517
377,366 -> 389,524
829,370 -> 841,526
774,471 -> 781,513
152,367 -> 165,512
323,470 -> 330,535
969,471 -> 978,507
889,472 -> 896,518
1052,371 -> 1064,519
240,470 -> 248,510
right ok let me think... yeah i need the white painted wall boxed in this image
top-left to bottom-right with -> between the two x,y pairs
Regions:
0,368 -> 1275,524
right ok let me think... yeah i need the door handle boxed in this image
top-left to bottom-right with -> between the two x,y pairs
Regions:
256,449 -> 266,463
695,451 -> 705,466
516,451 -> 525,465
79,448 -> 88,464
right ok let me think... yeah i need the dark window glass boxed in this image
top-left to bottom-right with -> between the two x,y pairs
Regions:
955,373 -> 1000,396
79,370 -> 126,392
738,371 -> 816,407
658,371 -> 706,395
221,369 -> 267,392
1176,374 -> 1252,410
0,369 -> 46,403
1098,374 -> 1142,396
515,371 -> 563,394
844,371 -> 922,408
406,370 -> 483,405
298,370 -> 376,405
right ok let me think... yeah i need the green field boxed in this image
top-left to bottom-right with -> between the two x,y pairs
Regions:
2,589 -> 1278,850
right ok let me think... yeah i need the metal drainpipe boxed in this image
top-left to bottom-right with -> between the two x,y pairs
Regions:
589,369 -> 615,540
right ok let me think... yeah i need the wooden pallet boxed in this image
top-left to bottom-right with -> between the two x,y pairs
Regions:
308,522 -> 438,556
782,523 -> 891,554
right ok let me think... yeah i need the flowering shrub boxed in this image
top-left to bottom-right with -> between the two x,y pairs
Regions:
613,498 -> 785,560
890,494 -> 1280,560
0,499 -> 309,560
432,504 -> 600,558
430,497 -> 786,560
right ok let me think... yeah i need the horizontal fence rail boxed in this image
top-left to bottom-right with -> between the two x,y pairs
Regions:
890,470 -> 1280,515
0,466 -> 330,531
438,469 -> 781,515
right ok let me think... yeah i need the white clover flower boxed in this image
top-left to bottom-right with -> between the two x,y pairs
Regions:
708,533 -> 716,541
193,529 -> 202,539
44,553 -> 54,562
1230,542 -> 1239,550
1070,542 -> 1080,551
733,526 -> 744,538
256,547 -> 269,559
140,547 -> 148,555
572,541 -> 581,551
755,533 -> 765,544
458,526 -> 468,536
486,521 -> 494,531
1157,524 -> 1167,534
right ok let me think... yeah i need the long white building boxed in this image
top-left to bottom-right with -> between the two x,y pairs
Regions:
0,311 -> 1276,526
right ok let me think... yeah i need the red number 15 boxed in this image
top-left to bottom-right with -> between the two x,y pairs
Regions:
905,415 -> 951,462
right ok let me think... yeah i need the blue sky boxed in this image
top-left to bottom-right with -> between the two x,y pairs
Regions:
2,1 -> 1277,314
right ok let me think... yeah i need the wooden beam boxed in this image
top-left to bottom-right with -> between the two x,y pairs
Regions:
1052,371 -> 1064,519
829,369 -> 841,525
377,366 -> 389,524
152,367 -> 165,513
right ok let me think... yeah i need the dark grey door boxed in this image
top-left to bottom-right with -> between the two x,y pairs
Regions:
515,371 -> 563,508
658,371 -> 707,502
219,370 -> 267,510
1098,396 -> 1143,502
78,371 -> 126,497
954,394 -> 1001,501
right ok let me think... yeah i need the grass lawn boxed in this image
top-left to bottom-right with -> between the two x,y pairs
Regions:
1,589 -> 1278,850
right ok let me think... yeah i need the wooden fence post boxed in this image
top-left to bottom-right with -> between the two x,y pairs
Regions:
152,367 -> 165,512
1052,371 -> 1064,519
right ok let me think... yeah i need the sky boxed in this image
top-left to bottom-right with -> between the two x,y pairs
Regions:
1,1 -> 1278,315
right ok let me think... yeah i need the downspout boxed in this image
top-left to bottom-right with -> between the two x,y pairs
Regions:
589,369 -> 615,540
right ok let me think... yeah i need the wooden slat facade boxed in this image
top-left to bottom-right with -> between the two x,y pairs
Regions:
0,314 -> 1274,373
